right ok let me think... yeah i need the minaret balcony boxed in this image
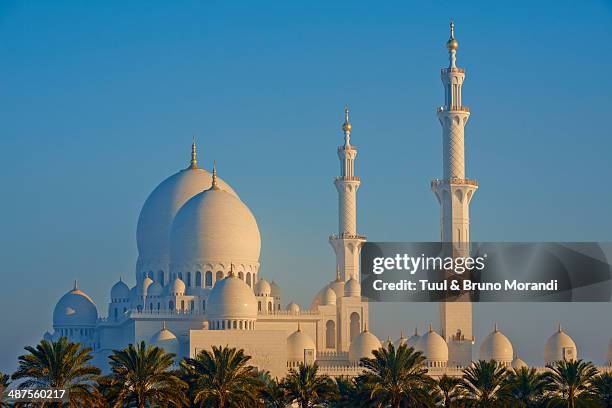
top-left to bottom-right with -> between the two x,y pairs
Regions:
441,67 -> 465,74
329,232 -> 367,240
431,178 -> 478,188
334,176 -> 360,181
437,106 -> 470,113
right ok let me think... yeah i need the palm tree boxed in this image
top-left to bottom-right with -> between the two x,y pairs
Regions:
592,371 -> 612,408
281,363 -> 336,408
257,370 -> 287,408
357,343 -> 434,408
180,345 -> 262,408
459,359 -> 509,408
11,337 -> 102,407
108,340 -> 187,408
503,366 -> 549,408
435,374 -> 463,408
545,359 -> 598,408
0,372 -> 10,408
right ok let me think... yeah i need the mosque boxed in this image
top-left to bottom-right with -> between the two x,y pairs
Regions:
44,23 -> 612,378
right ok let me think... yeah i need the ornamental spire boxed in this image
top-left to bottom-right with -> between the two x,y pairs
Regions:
342,105 -> 352,146
190,136 -> 198,169
211,160 -> 220,190
446,21 -> 459,68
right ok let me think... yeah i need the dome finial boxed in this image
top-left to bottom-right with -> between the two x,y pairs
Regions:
228,263 -> 235,277
414,326 -> 419,336
428,322 -> 433,332
364,323 -> 368,332
73,280 -> 78,290
494,322 -> 499,332
335,265 -> 341,282
209,160 -> 220,190
162,321 -> 167,330
558,322 -> 562,332
190,136 -> 198,169
400,329 -> 405,339
297,322 -> 301,332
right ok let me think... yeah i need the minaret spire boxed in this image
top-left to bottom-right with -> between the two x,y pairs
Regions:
190,136 -> 198,169
432,21 -> 477,367
342,105 -> 352,146
210,160 -> 220,190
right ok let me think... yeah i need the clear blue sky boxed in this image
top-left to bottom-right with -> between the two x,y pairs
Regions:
0,0 -> 611,373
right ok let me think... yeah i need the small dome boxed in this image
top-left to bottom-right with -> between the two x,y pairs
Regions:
328,280 -> 345,299
286,302 -> 300,315
545,324 -> 577,364
287,325 -> 316,362
394,331 -> 408,349
512,356 -> 528,370
170,187 -> 260,270
416,325 -> 448,365
148,281 -> 163,297
344,278 -> 361,297
111,279 -> 130,301
270,280 -> 281,298
167,277 -> 186,295
207,274 -> 258,320
349,327 -> 382,363
53,283 -> 98,328
321,288 -> 337,306
407,328 -> 420,350
480,324 -> 513,364
254,279 -> 271,296
150,323 -> 179,355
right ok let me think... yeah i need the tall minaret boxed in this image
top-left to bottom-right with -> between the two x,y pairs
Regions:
431,22 -> 478,367
329,107 -> 366,283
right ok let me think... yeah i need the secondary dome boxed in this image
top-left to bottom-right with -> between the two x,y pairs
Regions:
136,146 -> 238,269
286,302 -> 300,314
270,281 -> 281,298
255,279 -> 271,296
207,274 -> 258,320
166,277 -> 186,296
512,356 -> 528,370
479,324 -> 513,364
169,173 -> 260,267
150,323 -> 179,355
53,283 -> 98,327
111,279 -> 130,301
328,268 -> 345,298
287,325 -> 316,362
349,327 -> 382,363
416,325 -> 448,366
321,288 -> 337,305
545,324 -> 577,364
345,278 -> 361,297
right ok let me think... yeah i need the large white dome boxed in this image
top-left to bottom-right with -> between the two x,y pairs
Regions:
53,284 -> 98,328
169,186 -> 260,269
349,327 -> 382,363
207,274 -> 258,321
136,159 -> 238,275
479,325 -> 513,364
545,324 -> 577,364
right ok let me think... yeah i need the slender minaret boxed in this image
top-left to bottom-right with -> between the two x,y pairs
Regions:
431,22 -> 478,367
329,107 -> 366,282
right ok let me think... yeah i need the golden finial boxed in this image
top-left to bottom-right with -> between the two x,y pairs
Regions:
162,321 -> 167,330
190,136 -> 198,169
428,322 -> 433,332
400,329 -> 405,339
229,263 -> 235,277
210,160 -> 220,190
364,323 -> 368,332
494,322 -> 499,332
414,326 -> 419,336
297,322 -> 301,332
446,20 -> 459,51
335,265 -> 341,282
342,105 -> 352,133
